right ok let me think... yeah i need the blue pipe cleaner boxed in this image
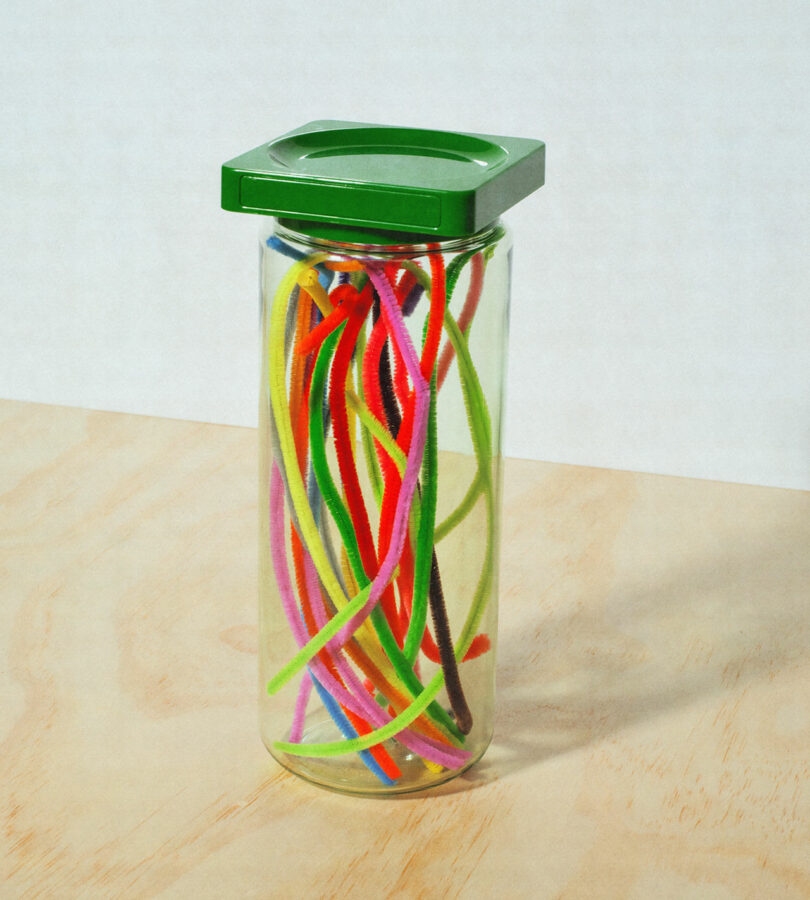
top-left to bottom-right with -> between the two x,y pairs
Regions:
267,235 -> 333,291
308,670 -> 395,785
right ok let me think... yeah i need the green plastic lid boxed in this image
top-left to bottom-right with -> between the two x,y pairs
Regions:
221,120 -> 545,239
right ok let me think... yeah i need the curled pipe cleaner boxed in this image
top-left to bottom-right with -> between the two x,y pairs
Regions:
364,257 -> 484,681
354,339 -> 422,628
341,623 -> 460,750
361,380 -> 420,664
360,266 -> 468,740
274,652 -> 468,762
307,319 -> 462,741
330,263 -> 430,650
371,374 -> 412,643
303,552 -> 431,776
283,279 -> 423,713
303,546 -> 467,770
346,381 -> 426,635
265,260 -> 384,687
359,299 -> 422,646
286,334 -> 404,782
361,276 -> 423,632
414,605 -> 492,666
315,499 -> 436,731
414,246 -> 492,574
375,254 -> 473,731
266,261 -> 344,611
289,495 -> 402,779
311,519 -> 458,754
404,368 -> 473,734
291,338 -> 398,724
366,288 -> 438,664
266,244 -> 492,752
265,252 -> 363,642
444,247 -> 478,297
267,460 -> 458,755
436,275 -> 498,652
273,263 -> 498,762
327,287 -> 404,640
308,328 -> 366,596
269,464 -> 395,783
433,226 -> 505,398
265,262 -> 462,750
292,533 -> 402,781
274,432 -> 492,757
266,421 -> 374,696
385,346 -> 485,677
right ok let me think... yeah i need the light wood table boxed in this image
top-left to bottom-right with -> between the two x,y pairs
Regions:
1,399 -> 808,898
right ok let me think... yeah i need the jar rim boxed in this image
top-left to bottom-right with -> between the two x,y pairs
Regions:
272,218 -> 506,259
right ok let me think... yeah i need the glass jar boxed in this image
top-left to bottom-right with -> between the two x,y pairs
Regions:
222,119 -> 545,794
258,218 -> 513,795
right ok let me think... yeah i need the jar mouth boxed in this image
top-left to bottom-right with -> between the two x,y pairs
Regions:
273,217 -> 505,259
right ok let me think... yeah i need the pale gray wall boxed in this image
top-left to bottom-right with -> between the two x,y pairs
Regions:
1,0 -> 808,489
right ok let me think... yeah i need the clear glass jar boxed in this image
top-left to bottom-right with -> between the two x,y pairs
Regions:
258,217 -> 512,795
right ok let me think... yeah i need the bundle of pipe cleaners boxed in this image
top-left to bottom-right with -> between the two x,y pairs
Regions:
264,231 -> 501,785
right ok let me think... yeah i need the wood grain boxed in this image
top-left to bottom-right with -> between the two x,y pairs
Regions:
1,399 -> 808,898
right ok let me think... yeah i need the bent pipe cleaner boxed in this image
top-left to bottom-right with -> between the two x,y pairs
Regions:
266,247 -> 497,774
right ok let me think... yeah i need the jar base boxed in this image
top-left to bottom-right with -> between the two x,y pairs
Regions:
264,722 -> 490,797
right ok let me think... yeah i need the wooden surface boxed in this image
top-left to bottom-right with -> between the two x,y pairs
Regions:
1,398 -> 809,899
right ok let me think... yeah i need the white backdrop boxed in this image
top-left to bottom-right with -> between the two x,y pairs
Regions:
1,0 -> 808,489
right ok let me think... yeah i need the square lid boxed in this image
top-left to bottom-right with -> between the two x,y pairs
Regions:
221,120 -> 545,238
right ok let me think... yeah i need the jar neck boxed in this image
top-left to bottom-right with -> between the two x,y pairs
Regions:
273,217 -> 506,260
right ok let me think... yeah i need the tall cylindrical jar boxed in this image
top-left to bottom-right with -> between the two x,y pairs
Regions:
222,121 -> 545,795
258,219 -> 511,794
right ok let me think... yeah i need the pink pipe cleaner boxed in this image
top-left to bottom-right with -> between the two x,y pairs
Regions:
333,262 -> 430,648
289,672 -> 313,743
270,464 -> 469,768
302,548 -> 469,767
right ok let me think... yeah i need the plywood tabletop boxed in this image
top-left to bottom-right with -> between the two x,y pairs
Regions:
1,398 -> 808,898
